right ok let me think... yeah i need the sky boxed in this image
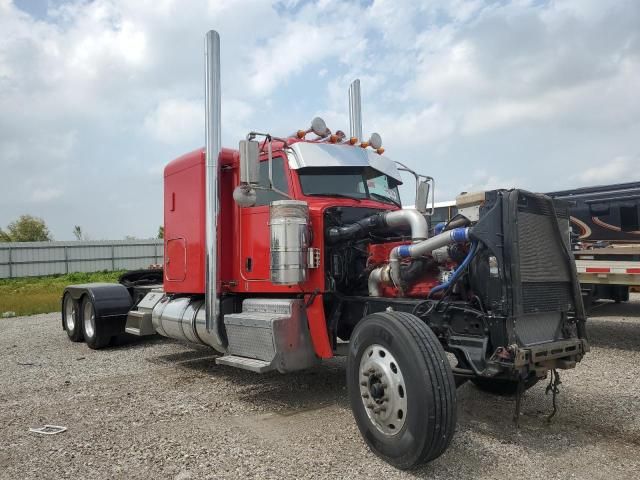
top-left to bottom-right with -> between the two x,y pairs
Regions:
1,0 -> 639,240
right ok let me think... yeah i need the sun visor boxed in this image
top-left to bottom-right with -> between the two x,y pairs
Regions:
288,142 -> 402,183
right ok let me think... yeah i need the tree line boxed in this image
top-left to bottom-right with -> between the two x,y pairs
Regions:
0,215 -> 51,242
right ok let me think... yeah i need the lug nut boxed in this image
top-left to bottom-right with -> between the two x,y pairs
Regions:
366,404 -> 374,409
360,381 -> 367,386
362,393 -> 369,399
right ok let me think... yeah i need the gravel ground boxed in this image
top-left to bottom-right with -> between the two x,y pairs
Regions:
1,296 -> 639,479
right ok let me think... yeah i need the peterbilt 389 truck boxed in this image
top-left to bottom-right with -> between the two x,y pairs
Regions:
61,31 -> 588,469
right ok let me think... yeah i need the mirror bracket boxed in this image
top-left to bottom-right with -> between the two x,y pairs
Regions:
234,133 -> 292,208
394,161 -> 435,215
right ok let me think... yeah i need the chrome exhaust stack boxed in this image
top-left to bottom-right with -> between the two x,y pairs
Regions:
348,79 -> 363,141
204,30 -> 221,337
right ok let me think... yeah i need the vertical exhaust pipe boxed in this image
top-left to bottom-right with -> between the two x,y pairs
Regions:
204,30 -> 221,333
348,79 -> 362,141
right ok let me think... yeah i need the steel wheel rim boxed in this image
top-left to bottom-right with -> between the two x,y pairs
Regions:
359,344 -> 408,435
64,296 -> 76,331
83,301 -> 96,339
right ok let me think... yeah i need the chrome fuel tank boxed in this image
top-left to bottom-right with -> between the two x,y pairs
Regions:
152,295 -> 226,353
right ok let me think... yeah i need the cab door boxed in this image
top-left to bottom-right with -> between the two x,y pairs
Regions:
239,155 -> 291,281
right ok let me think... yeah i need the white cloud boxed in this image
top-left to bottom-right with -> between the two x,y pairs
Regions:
461,97 -> 554,135
410,0 -> 640,137
144,99 -> 202,145
0,0 -> 638,239
246,3 -> 367,97
577,156 -> 639,185
374,105 -> 456,147
461,170 -> 522,195
31,187 -> 63,203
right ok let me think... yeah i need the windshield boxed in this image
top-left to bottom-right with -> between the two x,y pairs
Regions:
298,167 -> 401,206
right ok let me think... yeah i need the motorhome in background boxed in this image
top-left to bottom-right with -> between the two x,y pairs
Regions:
548,182 -> 640,304
425,183 -> 640,305
547,182 -> 640,244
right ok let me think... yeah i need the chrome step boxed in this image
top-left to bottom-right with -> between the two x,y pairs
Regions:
215,355 -> 274,373
124,310 -> 155,336
222,298 -> 318,373
125,326 -> 142,336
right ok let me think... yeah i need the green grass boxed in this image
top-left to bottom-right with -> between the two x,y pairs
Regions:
0,271 -> 126,317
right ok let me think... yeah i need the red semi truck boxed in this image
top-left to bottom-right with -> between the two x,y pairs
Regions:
60,31 -> 588,469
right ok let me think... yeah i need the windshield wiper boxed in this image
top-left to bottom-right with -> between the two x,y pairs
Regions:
369,192 -> 401,207
305,193 -> 363,202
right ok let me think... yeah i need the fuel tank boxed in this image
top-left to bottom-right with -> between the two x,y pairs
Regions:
151,295 -> 226,353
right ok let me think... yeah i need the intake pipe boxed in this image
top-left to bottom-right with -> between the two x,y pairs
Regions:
326,209 -> 428,244
388,227 -> 471,291
384,210 -> 428,242
204,30 -> 221,338
368,266 -> 386,297
326,213 -> 386,244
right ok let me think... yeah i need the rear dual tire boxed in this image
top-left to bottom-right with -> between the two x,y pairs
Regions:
62,293 -> 83,342
80,296 -> 111,350
347,311 -> 457,470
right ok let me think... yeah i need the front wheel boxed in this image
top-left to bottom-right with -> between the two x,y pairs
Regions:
347,311 -> 457,470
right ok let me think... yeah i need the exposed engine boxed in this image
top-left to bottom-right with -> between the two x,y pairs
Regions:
323,205 -> 474,302
324,188 -> 586,346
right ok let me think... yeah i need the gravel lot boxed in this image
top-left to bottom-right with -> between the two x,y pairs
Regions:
1,296 -> 639,479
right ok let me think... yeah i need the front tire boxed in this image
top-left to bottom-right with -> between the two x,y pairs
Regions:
81,296 -> 111,350
347,311 -> 456,469
62,293 -> 83,342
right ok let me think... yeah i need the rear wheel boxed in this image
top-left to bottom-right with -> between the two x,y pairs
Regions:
62,293 -> 83,342
347,311 -> 456,469
81,296 -> 111,349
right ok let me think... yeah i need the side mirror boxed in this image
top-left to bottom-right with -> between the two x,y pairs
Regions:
235,140 -> 260,208
239,140 -> 259,185
415,179 -> 430,214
